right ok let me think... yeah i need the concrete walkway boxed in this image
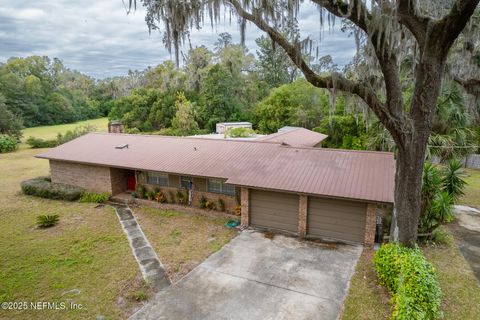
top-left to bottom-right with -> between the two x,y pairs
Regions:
452,205 -> 480,283
131,230 -> 362,320
111,203 -> 171,292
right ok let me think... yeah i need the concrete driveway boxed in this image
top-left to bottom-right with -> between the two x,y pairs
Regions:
131,230 -> 362,320
452,205 -> 480,283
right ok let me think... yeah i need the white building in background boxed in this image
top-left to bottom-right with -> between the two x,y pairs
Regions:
215,122 -> 252,134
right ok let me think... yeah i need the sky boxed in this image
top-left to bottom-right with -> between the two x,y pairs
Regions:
0,1 -> 357,79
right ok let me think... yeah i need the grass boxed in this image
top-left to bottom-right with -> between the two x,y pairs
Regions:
459,168 -> 480,208
423,226 -> 480,319
20,117 -> 108,148
342,226 -> 480,320
134,207 -> 237,283
341,250 -> 391,320
0,148 -> 143,319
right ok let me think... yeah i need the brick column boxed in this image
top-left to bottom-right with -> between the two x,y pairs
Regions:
364,203 -> 377,246
240,187 -> 249,227
298,195 -> 308,237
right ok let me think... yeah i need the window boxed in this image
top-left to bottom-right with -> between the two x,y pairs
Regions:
180,176 -> 191,189
146,172 -> 168,186
207,179 -> 235,195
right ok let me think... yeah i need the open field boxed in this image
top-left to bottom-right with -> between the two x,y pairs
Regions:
134,207 -> 237,283
21,117 -> 108,145
460,168 -> 480,208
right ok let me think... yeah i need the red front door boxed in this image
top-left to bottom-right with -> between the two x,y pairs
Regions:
127,171 -> 136,190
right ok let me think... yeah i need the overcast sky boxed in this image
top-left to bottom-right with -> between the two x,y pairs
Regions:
0,1 -> 357,79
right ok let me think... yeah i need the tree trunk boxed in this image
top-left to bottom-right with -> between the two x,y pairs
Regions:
391,132 -> 430,246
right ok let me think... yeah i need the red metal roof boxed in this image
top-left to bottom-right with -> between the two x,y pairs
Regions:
257,127 -> 328,147
36,133 -> 394,203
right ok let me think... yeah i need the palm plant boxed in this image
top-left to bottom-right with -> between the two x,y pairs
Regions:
441,158 -> 467,201
36,215 -> 60,228
431,191 -> 455,223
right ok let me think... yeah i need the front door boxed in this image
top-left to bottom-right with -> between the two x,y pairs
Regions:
127,171 -> 136,190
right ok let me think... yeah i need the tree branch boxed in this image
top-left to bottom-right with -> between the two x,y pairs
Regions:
226,0 -> 404,140
434,0 -> 480,51
311,1 -> 405,121
396,0 -> 429,49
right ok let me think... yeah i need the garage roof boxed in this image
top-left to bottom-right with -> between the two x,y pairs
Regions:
36,133 -> 394,203
257,127 -> 328,147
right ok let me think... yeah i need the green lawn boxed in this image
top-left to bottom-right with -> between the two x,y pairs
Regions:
0,147 -> 238,319
134,207 -> 237,283
0,148 -> 142,319
21,117 -> 108,145
459,168 -> 480,208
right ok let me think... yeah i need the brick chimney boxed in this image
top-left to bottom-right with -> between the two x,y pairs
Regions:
108,120 -> 124,134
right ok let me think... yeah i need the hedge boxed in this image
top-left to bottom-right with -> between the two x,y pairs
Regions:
374,243 -> 442,320
21,177 -> 84,201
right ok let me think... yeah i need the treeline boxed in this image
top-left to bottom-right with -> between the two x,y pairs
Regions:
0,56 -> 113,131
1,33 -> 478,158
106,33 -> 478,159
107,33 -> 343,136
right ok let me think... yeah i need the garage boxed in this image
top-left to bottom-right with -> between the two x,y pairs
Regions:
307,197 -> 367,243
249,189 -> 299,234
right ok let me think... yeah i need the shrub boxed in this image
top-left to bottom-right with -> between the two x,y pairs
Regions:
218,198 -> 226,211
205,200 -> 216,210
36,215 -> 60,228
374,243 -> 442,320
168,191 -> 176,203
145,190 -> 156,201
225,127 -> 256,138
0,134 -> 19,153
79,192 -> 110,203
26,136 -> 58,148
21,177 -> 84,201
27,125 -> 97,149
176,191 -> 188,204
199,195 -> 208,208
136,184 -> 146,199
155,191 -> 167,203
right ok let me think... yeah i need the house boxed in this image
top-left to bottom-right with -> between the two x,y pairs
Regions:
257,127 -> 328,147
36,132 -> 394,245
215,122 -> 252,134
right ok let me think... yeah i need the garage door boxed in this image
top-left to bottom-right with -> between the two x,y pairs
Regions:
308,197 -> 367,243
250,189 -> 299,233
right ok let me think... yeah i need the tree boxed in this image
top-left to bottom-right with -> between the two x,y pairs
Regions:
255,35 -> 296,88
185,46 -> 213,93
254,79 -> 328,133
214,32 -> 233,51
171,92 -> 199,135
0,94 -> 23,139
136,0 -> 480,246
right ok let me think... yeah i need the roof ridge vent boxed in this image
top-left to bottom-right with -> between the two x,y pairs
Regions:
115,144 -> 129,149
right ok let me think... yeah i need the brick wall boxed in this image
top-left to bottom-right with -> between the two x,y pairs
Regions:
364,203 -> 377,246
240,188 -> 249,227
298,195 -> 307,237
50,160 -> 112,193
110,168 -> 127,195
137,171 -> 238,213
